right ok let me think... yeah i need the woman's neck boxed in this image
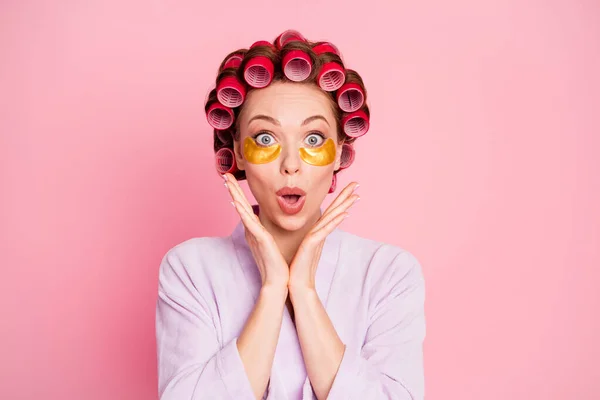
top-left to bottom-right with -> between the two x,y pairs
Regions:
259,208 -> 322,265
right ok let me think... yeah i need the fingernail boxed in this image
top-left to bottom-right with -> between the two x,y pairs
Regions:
230,201 -> 235,208
355,183 -> 360,190
224,182 -> 228,189
222,174 -> 228,181
354,196 -> 361,203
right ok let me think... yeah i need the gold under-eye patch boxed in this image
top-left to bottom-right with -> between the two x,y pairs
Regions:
299,138 -> 336,166
243,136 -> 282,164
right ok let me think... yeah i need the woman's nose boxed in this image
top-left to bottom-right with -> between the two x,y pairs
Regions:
280,146 -> 301,175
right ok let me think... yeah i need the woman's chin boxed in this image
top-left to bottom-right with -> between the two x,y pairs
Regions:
273,213 -> 306,232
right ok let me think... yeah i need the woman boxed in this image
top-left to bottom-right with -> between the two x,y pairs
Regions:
155,30 -> 426,400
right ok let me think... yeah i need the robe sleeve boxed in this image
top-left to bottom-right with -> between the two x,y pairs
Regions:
155,249 -> 255,399
327,251 -> 426,399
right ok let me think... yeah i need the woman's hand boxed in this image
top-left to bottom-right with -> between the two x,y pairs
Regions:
288,181 -> 360,292
223,173 -> 290,291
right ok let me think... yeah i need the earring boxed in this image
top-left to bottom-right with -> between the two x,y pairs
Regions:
328,174 -> 337,194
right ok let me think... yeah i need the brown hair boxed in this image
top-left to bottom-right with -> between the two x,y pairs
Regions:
205,32 -> 370,181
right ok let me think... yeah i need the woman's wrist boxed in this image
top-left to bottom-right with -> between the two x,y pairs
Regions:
288,284 -> 318,305
260,283 -> 289,303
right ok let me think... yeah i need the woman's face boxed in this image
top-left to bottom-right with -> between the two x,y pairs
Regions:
234,82 -> 343,232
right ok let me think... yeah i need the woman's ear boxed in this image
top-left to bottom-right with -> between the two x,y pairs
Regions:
233,139 -> 246,171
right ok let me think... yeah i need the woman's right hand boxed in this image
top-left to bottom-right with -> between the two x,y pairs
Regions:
223,173 -> 289,290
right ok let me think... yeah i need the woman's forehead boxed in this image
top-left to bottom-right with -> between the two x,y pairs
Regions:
242,83 -> 335,126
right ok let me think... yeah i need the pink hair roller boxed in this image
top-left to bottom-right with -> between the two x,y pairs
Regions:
244,56 -> 274,88
342,110 -> 370,138
328,173 -> 337,194
317,62 -> 346,92
217,76 -> 246,108
206,102 -> 234,130
215,147 -> 237,174
276,29 -> 306,48
244,41 -> 276,88
222,54 -> 243,70
312,42 -> 340,56
336,82 -> 365,113
282,50 -> 312,82
339,143 -> 355,169
251,40 -> 275,48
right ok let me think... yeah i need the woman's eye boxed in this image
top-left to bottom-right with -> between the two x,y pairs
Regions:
255,133 -> 275,146
305,133 -> 324,147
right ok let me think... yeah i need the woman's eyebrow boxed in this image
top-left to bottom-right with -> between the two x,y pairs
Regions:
248,114 -> 279,126
247,114 -> 330,127
302,115 -> 329,127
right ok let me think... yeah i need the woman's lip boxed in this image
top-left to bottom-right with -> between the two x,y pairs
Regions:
276,187 -> 307,196
276,195 -> 306,215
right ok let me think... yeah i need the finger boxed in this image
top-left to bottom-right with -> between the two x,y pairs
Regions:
311,212 -> 348,242
323,181 -> 360,217
223,174 -> 255,217
232,200 -> 264,238
313,196 -> 357,232
223,174 -> 249,210
228,176 -> 257,219
232,198 -> 271,242
314,193 -> 359,231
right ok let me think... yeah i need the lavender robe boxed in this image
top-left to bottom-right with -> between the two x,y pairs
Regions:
156,209 -> 426,399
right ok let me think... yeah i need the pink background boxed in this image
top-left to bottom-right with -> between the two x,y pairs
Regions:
2,0 -> 599,398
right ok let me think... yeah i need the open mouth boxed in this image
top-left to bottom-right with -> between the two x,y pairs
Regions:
281,194 -> 302,204
275,186 -> 307,215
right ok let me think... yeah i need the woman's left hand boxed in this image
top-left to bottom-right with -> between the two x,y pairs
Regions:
288,181 -> 361,292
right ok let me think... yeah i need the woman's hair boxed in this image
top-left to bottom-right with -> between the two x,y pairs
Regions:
205,30 -> 370,181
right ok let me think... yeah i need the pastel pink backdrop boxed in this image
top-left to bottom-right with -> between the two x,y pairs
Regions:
1,0 -> 598,399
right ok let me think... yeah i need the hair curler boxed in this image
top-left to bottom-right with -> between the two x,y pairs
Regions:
339,143 -> 355,169
216,76 -> 246,108
312,42 -> 340,56
282,50 -> 312,82
313,43 -> 345,91
243,41 -> 275,88
317,62 -> 345,91
342,110 -> 370,138
251,40 -> 275,48
328,173 -> 337,194
276,29 -> 306,48
215,147 -> 237,174
206,102 -> 234,130
221,53 -> 243,70
336,82 -> 365,113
